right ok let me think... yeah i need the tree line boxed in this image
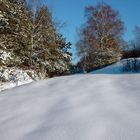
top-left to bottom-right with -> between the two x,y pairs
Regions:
74,2 -> 140,73
0,0 -> 72,78
1,1 -> 140,78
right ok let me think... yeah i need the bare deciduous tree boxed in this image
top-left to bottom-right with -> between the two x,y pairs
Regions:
76,2 -> 124,72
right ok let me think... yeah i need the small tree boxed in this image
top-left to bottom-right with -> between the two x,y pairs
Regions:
76,2 -> 124,72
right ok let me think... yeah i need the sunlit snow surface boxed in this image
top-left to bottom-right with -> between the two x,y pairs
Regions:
0,74 -> 140,140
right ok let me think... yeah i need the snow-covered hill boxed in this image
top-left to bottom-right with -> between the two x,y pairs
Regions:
0,74 -> 140,140
91,58 -> 140,74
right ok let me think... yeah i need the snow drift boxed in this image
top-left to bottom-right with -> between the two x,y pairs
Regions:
0,67 -> 38,92
0,74 -> 140,140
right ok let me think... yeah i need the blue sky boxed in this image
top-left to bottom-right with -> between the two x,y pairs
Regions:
44,0 -> 140,62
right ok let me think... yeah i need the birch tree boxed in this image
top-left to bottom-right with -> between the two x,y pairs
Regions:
76,2 -> 124,71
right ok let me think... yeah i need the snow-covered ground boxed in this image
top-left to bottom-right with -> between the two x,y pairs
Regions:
0,74 -> 140,140
0,68 -> 35,92
0,80 -> 33,92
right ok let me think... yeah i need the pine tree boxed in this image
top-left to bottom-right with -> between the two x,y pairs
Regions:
32,5 -> 72,77
55,34 -> 72,75
0,0 -> 32,68
0,1 -> 72,78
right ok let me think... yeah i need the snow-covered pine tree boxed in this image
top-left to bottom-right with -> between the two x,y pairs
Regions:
31,6 -> 56,76
0,0 -> 72,79
54,34 -> 72,76
0,0 -> 17,67
0,0 -> 32,68
32,5 -> 72,77
0,0 -> 38,83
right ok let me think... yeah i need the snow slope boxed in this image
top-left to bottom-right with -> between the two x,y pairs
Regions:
0,74 -> 140,140
91,58 -> 140,74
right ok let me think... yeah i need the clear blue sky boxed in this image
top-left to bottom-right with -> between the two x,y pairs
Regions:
44,0 -> 140,62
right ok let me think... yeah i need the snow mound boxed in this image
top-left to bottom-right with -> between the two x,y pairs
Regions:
0,67 -> 38,91
0,74 -> 140,140
91,58 -> 140,74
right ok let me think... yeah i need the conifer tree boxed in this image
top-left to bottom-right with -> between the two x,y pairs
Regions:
0,0 -> 72,78
32,6 -> 71,76
0,0 -> 32,68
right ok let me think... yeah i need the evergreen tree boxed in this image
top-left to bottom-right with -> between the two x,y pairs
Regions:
0,0 -> 32,68
0,1 -> 72,78
32,6 -> 72,77
33,6 -> 58,75
53,34 -> 72,76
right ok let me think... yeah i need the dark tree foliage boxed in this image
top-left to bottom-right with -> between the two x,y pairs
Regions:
0,0 -> 32,67
0,0 -> 72,78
